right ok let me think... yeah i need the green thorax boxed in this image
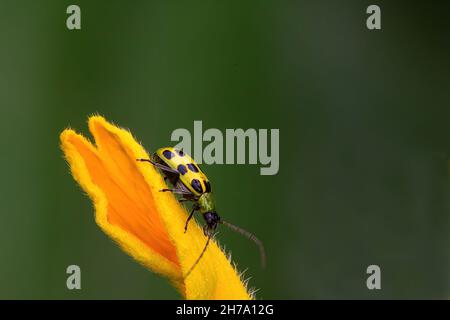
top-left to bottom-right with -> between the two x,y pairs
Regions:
198,192 -> 216,214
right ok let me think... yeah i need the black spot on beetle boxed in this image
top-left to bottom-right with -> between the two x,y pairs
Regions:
162,150 -> 174,160
187,163 -> 199,173
177,164 -> 187,175
204,180 -> 211,192
176,149 -> 185,156
191,179 -> 203,193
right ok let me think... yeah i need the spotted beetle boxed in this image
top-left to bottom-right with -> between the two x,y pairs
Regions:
138,147 -> 266,277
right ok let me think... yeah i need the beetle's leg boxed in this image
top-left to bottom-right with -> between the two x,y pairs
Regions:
160,188 -> 191,195
184,206 -> 197,233
160,181 -> 194,195
137,158 -> 179,174
203,225 -> 210,237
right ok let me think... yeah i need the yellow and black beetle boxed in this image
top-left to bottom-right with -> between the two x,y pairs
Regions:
138,147 -> 266,277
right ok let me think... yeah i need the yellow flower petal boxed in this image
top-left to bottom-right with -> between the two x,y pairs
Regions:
60,115 -> 252,299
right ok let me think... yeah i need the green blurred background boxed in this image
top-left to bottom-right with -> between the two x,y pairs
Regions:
0,0 -> 449,299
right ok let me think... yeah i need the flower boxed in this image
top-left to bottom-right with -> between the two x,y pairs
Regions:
60,116 -> 252,299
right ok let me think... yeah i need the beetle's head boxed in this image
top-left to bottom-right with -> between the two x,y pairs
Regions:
204,211 -> 221,230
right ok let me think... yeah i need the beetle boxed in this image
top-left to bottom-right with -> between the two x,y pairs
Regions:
137,147 -> 266,277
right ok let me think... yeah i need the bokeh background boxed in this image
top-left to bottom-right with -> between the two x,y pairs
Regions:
0,0 -> 449,299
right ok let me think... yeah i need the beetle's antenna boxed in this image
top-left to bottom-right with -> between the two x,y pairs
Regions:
184,232 -> 212,278
220,220 -> 266,268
